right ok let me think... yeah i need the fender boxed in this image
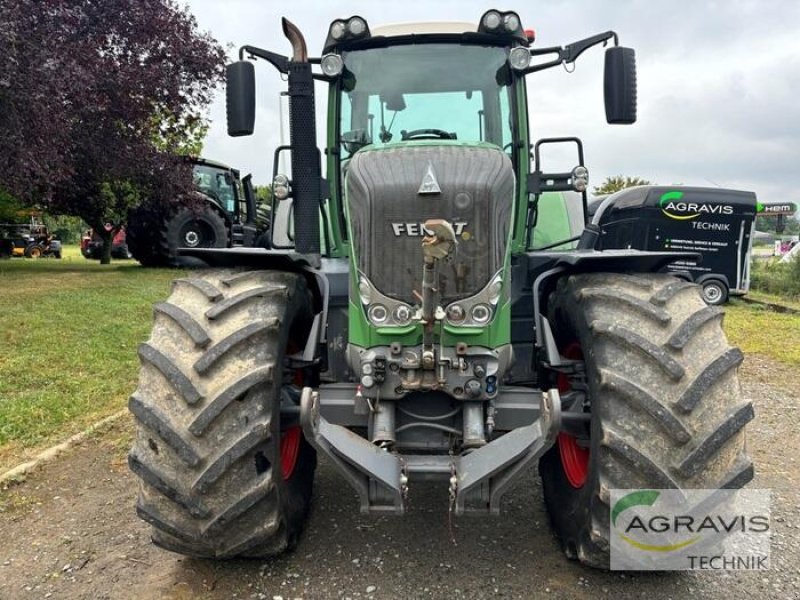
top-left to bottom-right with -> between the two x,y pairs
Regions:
181,248 -> 344,362
518,249 -> 701,367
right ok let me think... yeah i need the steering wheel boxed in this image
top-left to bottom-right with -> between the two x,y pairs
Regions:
400,128 -> 456,141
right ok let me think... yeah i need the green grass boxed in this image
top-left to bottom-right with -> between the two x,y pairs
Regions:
0,245 -> 181,470
724,300 -> 800,367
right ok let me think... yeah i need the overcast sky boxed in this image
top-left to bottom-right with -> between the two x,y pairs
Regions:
182,0 -> 799,204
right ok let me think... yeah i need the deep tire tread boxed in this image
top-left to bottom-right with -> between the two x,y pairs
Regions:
193,319 -> 279,374
192,423 -> 271,493
188,366 -> 273,436
172,278 -> 223,302
153,302 -> 211,348
205,285 -> 287,320
128,394 -> 201,467
128,454 -> 209,518
674,348 -> 744,412
137,343 -> 202,405
598,369 -> 690,443
590,321 -> 685,380
129,269 -> 316,559
677,403 -> 755,477
541,273 -> 753,569
667,306 -> 724,350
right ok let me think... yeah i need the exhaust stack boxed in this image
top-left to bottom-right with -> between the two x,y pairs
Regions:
282,18 -> 321,262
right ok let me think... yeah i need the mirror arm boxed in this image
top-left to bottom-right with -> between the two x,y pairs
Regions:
522,31 -> 619,75
563,31 -> 618,63
239,45 -> 290,74
524,46 -> 566,74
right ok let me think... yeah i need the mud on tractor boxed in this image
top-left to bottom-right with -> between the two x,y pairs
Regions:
129,11 -> 754,568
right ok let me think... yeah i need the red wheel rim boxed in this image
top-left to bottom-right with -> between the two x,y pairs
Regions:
557,342 -> 590,489
280,426 -> 302,480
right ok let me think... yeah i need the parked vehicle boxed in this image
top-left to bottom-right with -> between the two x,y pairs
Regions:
81,227 -> 132,260
588,187 -> 757,304
0,220 -> 61,259
128,11 -> 753,569
126,157 -> 266,266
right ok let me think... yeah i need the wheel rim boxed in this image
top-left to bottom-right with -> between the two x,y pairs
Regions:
180,220 -> 214,248
280,426 -> 302,480
183,229 -> 201,247
30,248 -> 41,258
281,340 -> 305,481
557,342 -> 590,489
703,283 -> 722,304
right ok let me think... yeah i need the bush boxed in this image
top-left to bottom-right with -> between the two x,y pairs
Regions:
750,258 -> 800,298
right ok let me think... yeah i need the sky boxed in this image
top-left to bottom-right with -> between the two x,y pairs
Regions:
182,0 -> 800,204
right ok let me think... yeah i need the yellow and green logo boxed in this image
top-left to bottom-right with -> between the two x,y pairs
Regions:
659,191 -> 734,221
612,490 -> 700,552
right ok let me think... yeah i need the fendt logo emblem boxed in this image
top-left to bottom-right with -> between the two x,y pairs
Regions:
659,191 -> 734,220
392,222 -> 468,237
418,162 -> 442,195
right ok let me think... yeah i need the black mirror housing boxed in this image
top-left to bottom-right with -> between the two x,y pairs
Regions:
226,61 -> 256,137
604,46 -> 637,124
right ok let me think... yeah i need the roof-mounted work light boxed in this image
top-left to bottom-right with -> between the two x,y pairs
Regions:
478,10 -> 528,44
323,16 -> 371,53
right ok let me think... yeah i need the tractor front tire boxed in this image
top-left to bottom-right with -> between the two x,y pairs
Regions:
129,269 -> 317,558
162,206 -> 228,267
540,273 -> 754,568
24,244 -> 43,258
127,205 -> 167,267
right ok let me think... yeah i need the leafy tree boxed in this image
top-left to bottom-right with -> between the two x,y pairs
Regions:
593,175 -> 652,195
0,0 -> 225,263
0,190 -> 27,223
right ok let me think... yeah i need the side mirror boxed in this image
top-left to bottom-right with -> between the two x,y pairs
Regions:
226,61 -> 256,136
604,47 -> 637,124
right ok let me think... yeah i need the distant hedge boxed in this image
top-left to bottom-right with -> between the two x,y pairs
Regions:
750,258 -> 800,298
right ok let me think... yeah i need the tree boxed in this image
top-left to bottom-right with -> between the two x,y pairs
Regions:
593,175 -> 652,196
0,0 -> 225,263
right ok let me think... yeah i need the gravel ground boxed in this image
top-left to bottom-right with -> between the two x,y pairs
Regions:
0,355 -> 798,600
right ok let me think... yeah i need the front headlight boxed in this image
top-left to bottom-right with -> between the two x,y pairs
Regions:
392,304 -> 412,325
471,304 -> 492,324
321,54 -> 344,77
358,276 -> 372,305
273,174 -> 290,200
509,47 -> 531,71
368,304 -> 388,325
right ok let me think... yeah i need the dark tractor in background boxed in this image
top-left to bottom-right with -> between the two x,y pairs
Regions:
0,220 -> 62,259
126,157 -> 268,266
129,12 -> 753,568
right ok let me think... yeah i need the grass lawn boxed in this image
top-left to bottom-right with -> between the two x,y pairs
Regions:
724,299 -> 800,367
0,252 -> 798,474
0,245 -> 181,472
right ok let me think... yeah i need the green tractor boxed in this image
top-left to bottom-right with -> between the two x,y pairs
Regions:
129,11 -> 754,568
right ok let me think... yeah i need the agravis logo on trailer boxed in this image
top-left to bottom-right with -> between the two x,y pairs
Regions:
659,191 -> 735,221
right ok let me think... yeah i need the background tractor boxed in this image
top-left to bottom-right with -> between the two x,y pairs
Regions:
0,219 -> 62,259
129,11 -> 754,568
126,157 -> 269,266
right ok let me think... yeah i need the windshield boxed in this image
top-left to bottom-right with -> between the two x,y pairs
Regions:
339,44 -> 513,158
193,164 -> 236,213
